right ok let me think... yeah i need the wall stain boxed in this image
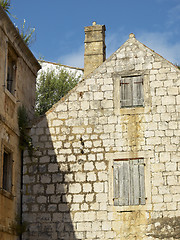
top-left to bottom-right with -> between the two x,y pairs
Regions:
121,114 -> 144,156
147,216 -> 180,239
112,210 -> 147,239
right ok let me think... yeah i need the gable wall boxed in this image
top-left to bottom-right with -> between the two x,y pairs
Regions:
23,36 -> 180,240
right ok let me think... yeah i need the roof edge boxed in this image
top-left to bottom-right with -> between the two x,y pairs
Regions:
39,60 -> 84,72
0,5 -> 41,73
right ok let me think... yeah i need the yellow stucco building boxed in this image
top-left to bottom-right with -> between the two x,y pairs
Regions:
0,6 -> 40,240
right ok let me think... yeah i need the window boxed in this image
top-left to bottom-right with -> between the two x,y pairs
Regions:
2,149 -> 13,192
113,158 -> 145,206
6,46 -> 17,95
120,76 -> 143,108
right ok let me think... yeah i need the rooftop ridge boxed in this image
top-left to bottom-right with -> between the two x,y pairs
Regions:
39,60 -> 84,71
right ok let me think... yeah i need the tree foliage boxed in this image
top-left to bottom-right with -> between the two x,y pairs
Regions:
0,0 -> 11,14
18,19 -> 35,46
0,1 -> 35,47
36,67 -> 81,115
17,105 -> 34,157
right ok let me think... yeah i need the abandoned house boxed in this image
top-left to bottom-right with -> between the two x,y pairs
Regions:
22,21 -> 180,240
0,5 -> 40,240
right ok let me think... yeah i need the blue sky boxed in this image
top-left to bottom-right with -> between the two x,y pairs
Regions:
10,0 -> 180,68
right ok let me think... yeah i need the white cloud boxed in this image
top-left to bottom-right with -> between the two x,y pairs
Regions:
168,3 -> 180,26
106,29 -> 180,64
138,31 -> 180,64
58,29 -> 180,68
58,27 -> 128,68
106,26 -> 128,59
106,31 -> 127,58
58,46 -> 84,68
58,33 -> 124,69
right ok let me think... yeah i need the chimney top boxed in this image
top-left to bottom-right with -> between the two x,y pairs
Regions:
84,23 -> 106,77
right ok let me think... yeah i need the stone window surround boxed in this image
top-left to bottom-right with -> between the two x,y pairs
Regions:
113,158 -> 146,206
120,75 -> 144,108
4,41 -> 18,103
108,151 -> 152,212
113,70 -> 150,115
0,141 -> 14,199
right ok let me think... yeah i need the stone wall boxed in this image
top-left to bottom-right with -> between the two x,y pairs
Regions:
23,34 -> 180,239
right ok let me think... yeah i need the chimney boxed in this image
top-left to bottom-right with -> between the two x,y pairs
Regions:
84,22 -> 106,77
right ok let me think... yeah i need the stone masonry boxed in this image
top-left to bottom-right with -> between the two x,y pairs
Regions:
23,28 -> 180,240
84,22 -> 106,77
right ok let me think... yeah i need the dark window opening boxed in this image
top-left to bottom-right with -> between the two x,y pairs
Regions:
3,150 -> 13,192
6,47 -> 17,95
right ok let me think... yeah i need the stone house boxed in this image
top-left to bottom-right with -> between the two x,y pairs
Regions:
23,22 -> 180,239
0,6 -> 40,240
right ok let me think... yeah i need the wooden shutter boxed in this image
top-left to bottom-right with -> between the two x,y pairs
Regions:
120,77 -> 132,107
113,161 -> 121,206
120,76 -> 143,108
139,159 -> 146,204
113,159 -> 145,206
133,76 -> 143,106
129,159 -> 145,205
114,160 -> 129,206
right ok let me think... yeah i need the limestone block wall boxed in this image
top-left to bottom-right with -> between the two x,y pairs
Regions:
23,35 -> 180,240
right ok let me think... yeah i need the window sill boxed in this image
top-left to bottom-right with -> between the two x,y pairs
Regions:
108,204 -> 152,212
119,106 -> 145,115
108,203 -> 152,212
0,188 -> 14,200
4,88 -> 16,104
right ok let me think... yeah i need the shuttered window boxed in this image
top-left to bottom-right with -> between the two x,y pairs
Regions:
6,46 -> 17,95
113,158 -> 145,206
120,76 -> 143,107
2,150 -> 13,192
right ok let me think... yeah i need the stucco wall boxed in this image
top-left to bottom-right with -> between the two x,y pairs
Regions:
23,35 -> 180,239
0,7 -> 40,239
0,124 -> 21,240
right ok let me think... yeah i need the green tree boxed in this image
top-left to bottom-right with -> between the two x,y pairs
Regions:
36,66 -> 81,115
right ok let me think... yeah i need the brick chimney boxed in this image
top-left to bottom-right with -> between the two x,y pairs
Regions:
84,22 -> 106,77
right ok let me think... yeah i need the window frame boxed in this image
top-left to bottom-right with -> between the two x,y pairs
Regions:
113,158 -> 146,207
120,75 -> 144,108
0,144 -> 14,197
113,71 -> 150,116
2,148 -> 13,192
108,153 -> 151,212
5,43 -> 18,96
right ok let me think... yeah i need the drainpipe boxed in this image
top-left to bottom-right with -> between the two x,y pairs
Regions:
19,149 -> 23,240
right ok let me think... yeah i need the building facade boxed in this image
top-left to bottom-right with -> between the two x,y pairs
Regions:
0,6 -> 40,240
22,23 -> 180,239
